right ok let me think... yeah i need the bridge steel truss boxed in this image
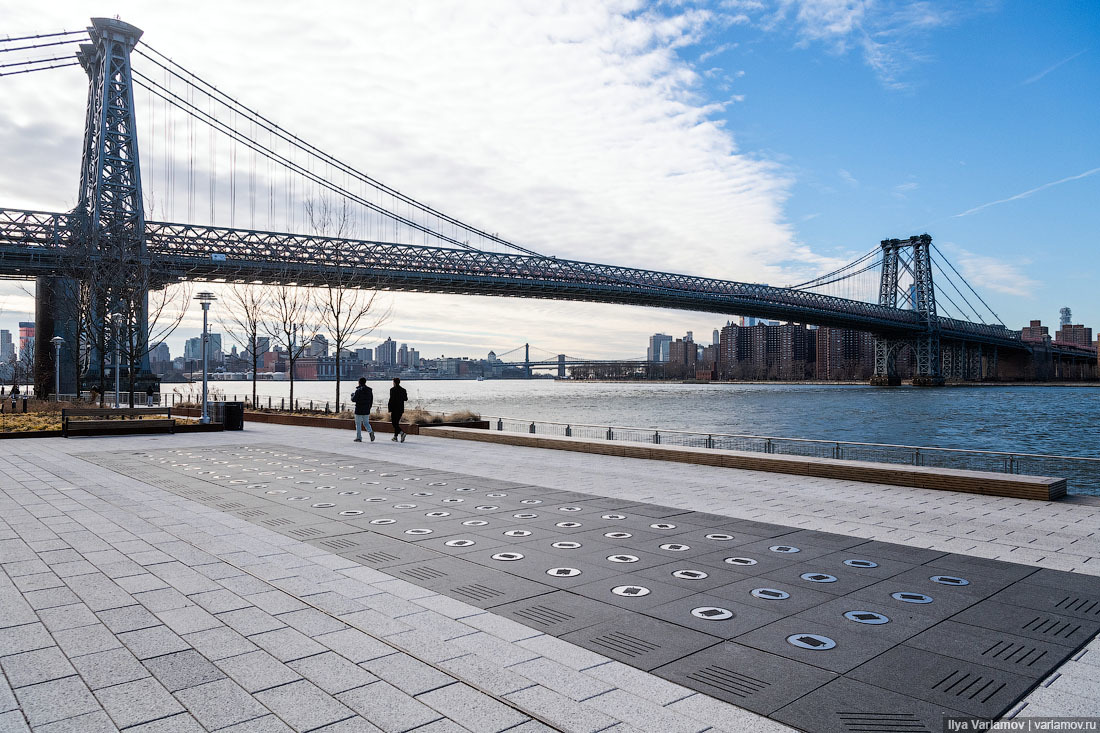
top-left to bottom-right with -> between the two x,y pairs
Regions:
2,208 -> 1027,354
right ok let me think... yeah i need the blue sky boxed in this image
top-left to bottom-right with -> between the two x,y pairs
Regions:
0,0 -> 1096,359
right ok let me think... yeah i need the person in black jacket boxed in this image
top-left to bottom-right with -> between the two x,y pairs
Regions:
388,377 -> 408,442
350,378 -> 375,442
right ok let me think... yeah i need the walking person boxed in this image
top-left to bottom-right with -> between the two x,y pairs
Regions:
388,377 -> 408,442
350,377 -> 375,442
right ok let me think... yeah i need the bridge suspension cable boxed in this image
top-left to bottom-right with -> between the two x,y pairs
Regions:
931,243 -> 1004,325
0,30 -> 86,44
132,43 -> 546,258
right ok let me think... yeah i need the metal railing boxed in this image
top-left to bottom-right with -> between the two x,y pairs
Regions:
485,416 -> 1100,496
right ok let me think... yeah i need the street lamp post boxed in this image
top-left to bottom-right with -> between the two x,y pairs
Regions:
50,336 -> 64,400
195,292 -> 217,423
111,313 -> 123,408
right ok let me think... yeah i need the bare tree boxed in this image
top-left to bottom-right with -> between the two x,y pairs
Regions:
220,283 -> 270,407
264,280 -> 320,408
305,197 -> 390,408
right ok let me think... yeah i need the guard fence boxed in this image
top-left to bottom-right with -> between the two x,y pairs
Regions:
484,416 -> 1100,496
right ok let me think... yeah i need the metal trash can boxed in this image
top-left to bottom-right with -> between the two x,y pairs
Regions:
223,401 -> 245,431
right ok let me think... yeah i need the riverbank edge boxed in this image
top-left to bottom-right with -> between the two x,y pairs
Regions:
554,379 -> 1100,387
420,425 -> 1067,501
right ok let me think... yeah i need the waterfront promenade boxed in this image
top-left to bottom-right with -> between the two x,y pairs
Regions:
1,424 -> 1098,732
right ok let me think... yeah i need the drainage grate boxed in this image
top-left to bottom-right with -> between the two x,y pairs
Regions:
589,631 -> 660,658
685,665 -> 769,699
513,605 -> 575,628
1021,615 -> 1082,641
237,509 -> 267,517
981,639 -> 1048,668
262,517 -> 293,527
288,527 -> 323,538
931,670 -> 1006,704
1055,596 -> 1100,617
355,550 -> 402,564
398,566 -> 448,581
451,584 -> 506,601
837,713 -> 930,733
318,537 -> 358,551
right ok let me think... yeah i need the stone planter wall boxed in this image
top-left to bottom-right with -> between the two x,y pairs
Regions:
172,407 -> 488,435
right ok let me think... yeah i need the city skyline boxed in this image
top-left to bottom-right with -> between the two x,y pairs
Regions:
0,1 -> 1096,360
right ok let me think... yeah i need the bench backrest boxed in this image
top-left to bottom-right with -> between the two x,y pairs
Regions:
62,407 -> 173,419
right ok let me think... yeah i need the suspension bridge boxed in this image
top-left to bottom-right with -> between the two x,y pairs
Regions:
0,18 -> 1093,394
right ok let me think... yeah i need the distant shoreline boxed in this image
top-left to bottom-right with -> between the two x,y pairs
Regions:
555,379 -> 1100,387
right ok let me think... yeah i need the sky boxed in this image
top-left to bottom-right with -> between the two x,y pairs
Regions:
0,0 -> 1097,361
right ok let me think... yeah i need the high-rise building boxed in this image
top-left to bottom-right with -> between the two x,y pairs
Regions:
254,336 -> 270,355
1021,320 -> 1050,343
0,330 -> 13,361
407,348 -> 420,367
1055,323 -> 1093,347
647,333 -> 672,362
376,337 -> 397,365
150,342 -> 170,363
309,333 -> 329,357
669,336 -> 697,367
356,347 -> 373,363
712,329 -> 720,346
397,343 -> 408,367
18,322 -> 34,362
814,327 -> 874,380
1060,307 -> 1072,327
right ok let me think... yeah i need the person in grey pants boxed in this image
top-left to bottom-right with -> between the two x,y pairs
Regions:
350,378 -> 375,442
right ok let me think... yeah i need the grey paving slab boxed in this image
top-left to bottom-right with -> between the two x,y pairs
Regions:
117,625 -> 191,660
951,599 -> 1100,649
904,620 -> 1076,678
174,678 -> 272,730
71,647 -> 151,690
34,710 -> 120,733
643,594 -> 786,638
94,676 -> 185,729
255,679 -> 355,732
124,712 -> 205,732
561,613 -> 721,671
0,710 -> 29,733
847,646 -> 1035,719
651,641 -> 837,716
986,579 -> 1100,621
143,648 -> 227,692
181,626 -> 259,660
0,623 -> 56,657
287,651 -> 377,694
0,646 -> 77,688
504,685 -> 619,733
362,652 -> 456,696
772,676 -> 968,733
13,675 -> 102,727
490,591 -> 625,636
249,626 -> 327,662
416,682 -> 530,733
732,616 -> 901,674
337,681 -> 443,733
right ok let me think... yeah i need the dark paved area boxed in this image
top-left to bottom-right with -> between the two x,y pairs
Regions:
87,444 -> 1100,732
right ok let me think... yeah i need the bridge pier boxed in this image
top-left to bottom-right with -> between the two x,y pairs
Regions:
34,276 -> 79,397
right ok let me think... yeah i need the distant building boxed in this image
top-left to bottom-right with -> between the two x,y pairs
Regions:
1021,320 -> 1050,344
712,329 -> 720,346
669,336 -> 697,371
18,322 -> 34,362
184,334 -> 222,362
309,334 -> 329,357
1055,324 -> 1093,348
150,342 -> 170,363
647,333 -> 672,362
1060,307 -> 1072,327
397,343 -> 408,367
376,337 -> 397,365
356,347 -> 373,363
0,330 -> 13,361
814,327 -> 874,380
254,336 -> 270,355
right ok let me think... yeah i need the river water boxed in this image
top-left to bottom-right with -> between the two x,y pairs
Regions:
175,379 -> 1099,458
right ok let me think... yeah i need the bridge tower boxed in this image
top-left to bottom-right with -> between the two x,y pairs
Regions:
870,234 -> 944,387
524,343 -> 531,379
35,18 -> 153,397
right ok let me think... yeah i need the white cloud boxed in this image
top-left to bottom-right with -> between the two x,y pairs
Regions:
938,244 -> 1039,301
838,168 -> 859,186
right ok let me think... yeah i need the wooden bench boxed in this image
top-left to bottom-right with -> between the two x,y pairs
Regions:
61,407 -> 175,438
420,426 -> 1068,501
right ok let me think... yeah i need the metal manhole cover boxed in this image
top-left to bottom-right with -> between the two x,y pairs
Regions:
492,552 -> 524,561
552,541 -> 582,549
612,585 -> 650,597
724,557 -> 757,566
705,533 -> 735,541
338,491 -> 360,495
770,545 -> 800,553
559,506 -> 583,512
365,497 -> 388,503
425,511 -> 450,518
752,588 -> 790,600
608,554 -> 640,563
521,499 -> 543,505
404,529 -> 433,536
844,559 -> 878,568
604,532 -> 633,539
287,497 -> 310,501
930,575 -> 970,586
800,573 -> 837,583
892,592 -> 933,604
672,570 -> 708,580
487,493 -> 508,497
547,567 -> 581,577
339,510 -> 363,516
266,490 -> 287,495
557,522 -> 583,528
394,503 -> 418,509
370,519 -> 396,525
462,520 -> 489,526
845,610 -> 890,624
403,477 -> 421,482
787,634 -> 836,650
659,543 -> 691,552
602,514 -> 627,520
691,607 -> 734,620
651,523 -> 677,530
475,505 -> 500,511
504,530 -> 532,537
442,498 -> 464,503
317,486 -> 336,490
429,482 -> 448,486
411,492 -> 432,497
311,503 -> 335,508
445,539 -> 476,547
456,487 -> 475,492
513,513 -> 539,519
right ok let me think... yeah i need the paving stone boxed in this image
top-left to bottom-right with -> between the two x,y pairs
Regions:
582,661 -> 692,706
362,652 -> 458,696
250,626 -> 327,662
98,604 -> 162,633
507,657 -> 613,702
114,573 -> 171,595
337,681 -> 443,732
65,573 -> 135,611
143,649 -> 226,692
0,646 -> 77,688
219,606 -> 289,636
218,714 -> 296,732
504,685 -> 619,733
118,625 -> 191,660
11,571 -> 66,593
277,607 -> 348,637
134,588 -> 194,613
13,675 -> 101,727
35,602 -> 98,632
23,586 -> 82,610
310,717 -> 384,733
0,622 -> 55,657
0,675 -> 15,712
175,678 -> 272,730
583,689 -> 708,733
182,626 -> 259,660
124,712 -> 206,732
664,693 -> 795,733
94,676 -> 185,729
71,647 -> 150,690
288,651 -> 377,694
245,590 -> 311,615
0,710 -> 29,733
34,710 -> 120,733
190,588 -> 252,614
315,628 -> 395,663
416,682 -> 529,732
215,649 -> 302,693
255,679 -> 356,732
155,605 -> 222,635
